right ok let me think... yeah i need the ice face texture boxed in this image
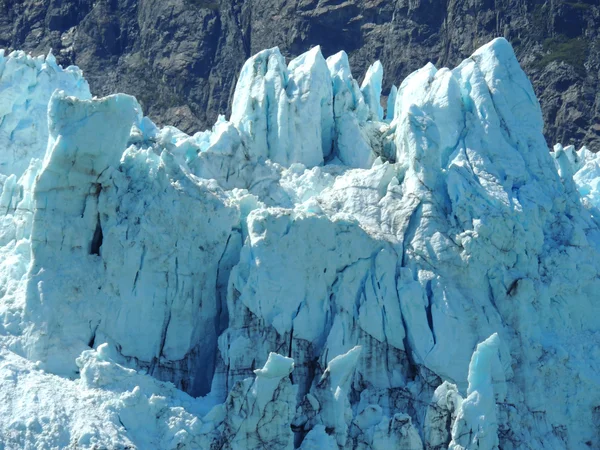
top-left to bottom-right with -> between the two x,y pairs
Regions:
0,50 -> 91,179
0,39 -> 599,449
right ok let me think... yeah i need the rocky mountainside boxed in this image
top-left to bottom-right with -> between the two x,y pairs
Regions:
1,0 -> 599,148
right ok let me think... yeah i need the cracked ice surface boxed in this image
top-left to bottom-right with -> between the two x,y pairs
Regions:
0,38 -> 598,449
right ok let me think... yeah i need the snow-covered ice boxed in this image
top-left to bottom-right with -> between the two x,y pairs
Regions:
0,38 -> 598,449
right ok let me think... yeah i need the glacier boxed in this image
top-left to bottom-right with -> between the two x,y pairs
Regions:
0,38 -> 598,449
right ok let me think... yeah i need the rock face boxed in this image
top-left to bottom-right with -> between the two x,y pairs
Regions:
0,36 -> 600,449
1,0 -> 599,148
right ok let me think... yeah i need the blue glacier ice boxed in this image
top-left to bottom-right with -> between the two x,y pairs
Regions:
0,39 -> 598,449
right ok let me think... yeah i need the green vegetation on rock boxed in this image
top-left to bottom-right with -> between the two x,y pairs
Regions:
534,35 -> 589,74
565,2 -> 592,10
185,0 -> 219,10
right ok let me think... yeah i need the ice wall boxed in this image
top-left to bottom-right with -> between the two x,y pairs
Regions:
0,50 -> 90,178
0,40 -> 598,450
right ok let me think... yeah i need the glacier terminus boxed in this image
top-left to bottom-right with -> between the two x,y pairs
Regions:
0,38 -> 598,449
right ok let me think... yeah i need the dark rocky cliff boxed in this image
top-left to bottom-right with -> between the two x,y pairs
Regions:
1,0 -> 599,148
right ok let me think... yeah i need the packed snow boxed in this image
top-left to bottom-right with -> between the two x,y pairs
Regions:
0,38 -> 598,449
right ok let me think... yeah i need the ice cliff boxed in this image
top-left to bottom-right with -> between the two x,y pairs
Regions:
0,39 -> 598,449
